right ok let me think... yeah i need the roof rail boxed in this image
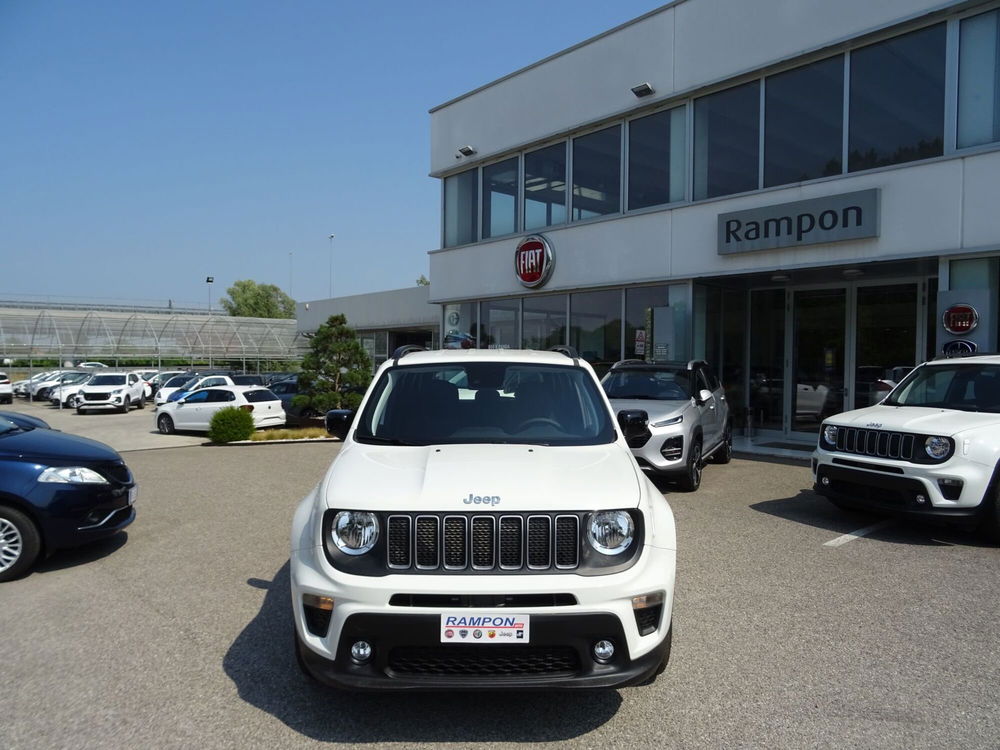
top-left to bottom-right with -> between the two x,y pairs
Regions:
547,345 -> 580,363
611,359 -> 647,368
391,345 -> 426,364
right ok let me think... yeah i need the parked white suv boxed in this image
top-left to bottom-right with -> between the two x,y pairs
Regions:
814,354 -> 1000,536
291,347 -> 677,690
76,371 -> 147,413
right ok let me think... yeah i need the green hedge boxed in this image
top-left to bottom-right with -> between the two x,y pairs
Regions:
208,407 -> 255,443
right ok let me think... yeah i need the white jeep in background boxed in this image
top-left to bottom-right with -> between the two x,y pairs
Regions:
291,346 -> 677,690
76,371 -> 147,413
814,354 -> 1000,537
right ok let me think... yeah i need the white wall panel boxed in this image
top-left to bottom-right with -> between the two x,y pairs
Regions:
961,150 -> 1000,249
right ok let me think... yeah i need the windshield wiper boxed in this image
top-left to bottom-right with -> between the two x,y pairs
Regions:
357,435 -> 421,446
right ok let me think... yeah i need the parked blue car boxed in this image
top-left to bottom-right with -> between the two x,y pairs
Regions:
0,414 -> 135,581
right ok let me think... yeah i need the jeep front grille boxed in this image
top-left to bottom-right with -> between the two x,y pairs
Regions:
386,513 -> 579,572
834,427 -> 914,460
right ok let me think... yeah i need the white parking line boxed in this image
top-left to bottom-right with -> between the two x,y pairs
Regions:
823,519 -> 894,547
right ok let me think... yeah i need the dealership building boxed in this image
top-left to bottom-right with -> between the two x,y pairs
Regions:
426,0 -> 1000,444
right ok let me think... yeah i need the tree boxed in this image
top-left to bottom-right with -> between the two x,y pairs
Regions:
415,274 -> 430,287
293,314 -> 372,413
219,280 -> 295,318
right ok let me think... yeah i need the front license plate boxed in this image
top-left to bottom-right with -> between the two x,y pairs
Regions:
128,486 -> 138,506
440,613 -> 530,644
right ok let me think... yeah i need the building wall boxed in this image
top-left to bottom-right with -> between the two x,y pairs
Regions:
430,0 -> 952,176
296,287 -> 438,334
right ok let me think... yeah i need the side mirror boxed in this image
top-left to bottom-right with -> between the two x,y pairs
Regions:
696,389 -> 713,405
176,398 -> 186,405
325,409 -> 355,440
616,409 -> 649,447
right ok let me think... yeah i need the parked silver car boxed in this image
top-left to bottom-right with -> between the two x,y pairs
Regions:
602,359 -> 731,491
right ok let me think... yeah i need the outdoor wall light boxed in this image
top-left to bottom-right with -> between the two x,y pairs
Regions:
456,145 -> 477,157
770,273 -> 790,282
630,82 -> 655,98
842,268 -> 864,278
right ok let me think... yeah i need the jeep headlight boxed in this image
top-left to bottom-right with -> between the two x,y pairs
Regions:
330,511 -> 379,555
925,436 -> 951,460
822,425 -> 838,446
38,466 -> 109,484
587,510 -> 634,555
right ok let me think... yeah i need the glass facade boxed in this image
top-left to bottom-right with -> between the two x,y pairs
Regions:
482,157 -> 518,238
522,294 -> 566,350
848,24 -> 946,171
481,299 -> 519,349
693,81 -> 760,200
572,126 -> 621,220
524,143 -> 567,231
442,302 -> 478,350
570,289 -> 621,375
764,56 -> 844,187
959,10 -> 1000,148
628,107 -> 686,210
443,169 -> 477,247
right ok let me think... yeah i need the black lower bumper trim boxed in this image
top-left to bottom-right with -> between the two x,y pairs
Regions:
815,464 -> 984,525
297,612 -> 670,690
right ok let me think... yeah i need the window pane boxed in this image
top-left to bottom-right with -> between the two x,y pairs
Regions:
570,290 -> 621,376
959,10 -> 1000,148
628,107 -> 686,210
524,143 -> 566,230
765,56 -> 844,187
443,302 -> 477,349
522,294 -> 566,350
572,125 -> 621,220
848,24 -> 945,172
625,285 -> 687,362
443,169 -> 478,247
482,157 -> 518,238
694,81 -> 760,200
481,299 -> 519,349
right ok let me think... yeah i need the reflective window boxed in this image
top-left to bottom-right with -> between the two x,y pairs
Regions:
572,126 -> 621,220
628,107 -> 686,210
959,10 -> 1000,148
694,81 -> 760,200
481,299 -> 519,349
482,157 -> 518,238
443,302 -> 478,350
570,290 -> 621,376
443,168 -> 478,247
765,56 -> 844,187
522,294 -> 566,350
848,24 -> 946,172
524,143 -> 566,230
625,285 -> 687,361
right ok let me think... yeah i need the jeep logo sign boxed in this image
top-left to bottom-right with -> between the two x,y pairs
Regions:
515,235 -> 554,288
718,189 -> 879,254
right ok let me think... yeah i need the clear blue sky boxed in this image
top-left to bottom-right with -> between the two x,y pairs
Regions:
0,0 -> 663,309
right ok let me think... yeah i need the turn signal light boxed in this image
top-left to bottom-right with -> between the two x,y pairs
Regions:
632,591 -> 665,610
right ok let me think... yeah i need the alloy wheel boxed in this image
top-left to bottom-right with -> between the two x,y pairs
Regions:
0,517 -> 23,572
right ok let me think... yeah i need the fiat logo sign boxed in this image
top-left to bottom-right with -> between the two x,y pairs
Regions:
514,235 -> 554,288
942,303 -> 979,335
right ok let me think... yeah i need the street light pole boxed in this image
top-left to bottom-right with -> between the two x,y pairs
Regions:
328,234 -> 335,298
205,276 -> 214,368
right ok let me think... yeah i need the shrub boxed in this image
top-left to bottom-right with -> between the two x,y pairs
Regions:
208,407 -> 255,444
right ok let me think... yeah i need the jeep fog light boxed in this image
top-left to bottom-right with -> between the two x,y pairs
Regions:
587,511 -> 634,555
593,640 -> 615,663
331,511 -> 379,555
351,640 -> 373,663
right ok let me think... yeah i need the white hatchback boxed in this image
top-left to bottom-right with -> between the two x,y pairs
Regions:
0,372 -> 11,404
155,386 -> 285,433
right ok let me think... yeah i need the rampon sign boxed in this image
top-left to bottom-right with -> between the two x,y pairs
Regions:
717,189 -> 879,255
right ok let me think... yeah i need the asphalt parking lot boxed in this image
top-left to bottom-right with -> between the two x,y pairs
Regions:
2,411 -> 999,748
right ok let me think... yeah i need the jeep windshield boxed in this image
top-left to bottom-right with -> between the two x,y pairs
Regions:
88,374 -> 126,386
602,367 -> 693,400
354,362 -> 615,446
884,363 -> 1000,412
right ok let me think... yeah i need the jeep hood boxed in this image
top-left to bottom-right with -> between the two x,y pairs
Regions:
323,442 -> 641,512
828,404 -> 1000,435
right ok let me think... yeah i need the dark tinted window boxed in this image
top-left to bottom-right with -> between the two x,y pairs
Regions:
444,168 -> 478,247
482,157 -> 518,238
184,391 -> 210,403
524,143 -> 567,230
89,375 -> 127,386
166,375 -> 194,388
232,375 -> 264,385
244,389 -> 279,403
572,125 -> 620,220
765,56 -> 844,186
694,81 -> 760,199
848,25 -> 946,171
602,367 -> 693,400
628,108 -> 685,210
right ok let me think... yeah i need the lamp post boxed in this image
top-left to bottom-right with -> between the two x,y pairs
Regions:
206,276 -> 214,367
328,234 -> 335,298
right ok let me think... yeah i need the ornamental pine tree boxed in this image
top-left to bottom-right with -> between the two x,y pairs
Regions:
293,314 -> 372,413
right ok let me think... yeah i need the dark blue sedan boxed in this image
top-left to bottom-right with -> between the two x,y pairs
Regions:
0,414 -> 135,582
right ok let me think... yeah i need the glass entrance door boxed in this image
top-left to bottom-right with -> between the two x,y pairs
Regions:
854,284 -> 918,409
791,288 -> 846,434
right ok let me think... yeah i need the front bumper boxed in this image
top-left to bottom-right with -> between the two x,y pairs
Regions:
812,451 -> 991,525
630,425 -> 687,474
291,541 -> 675,690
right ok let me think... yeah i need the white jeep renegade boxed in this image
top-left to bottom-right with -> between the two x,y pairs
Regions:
290,347 -> 677,690
814,354 -> 1000,536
